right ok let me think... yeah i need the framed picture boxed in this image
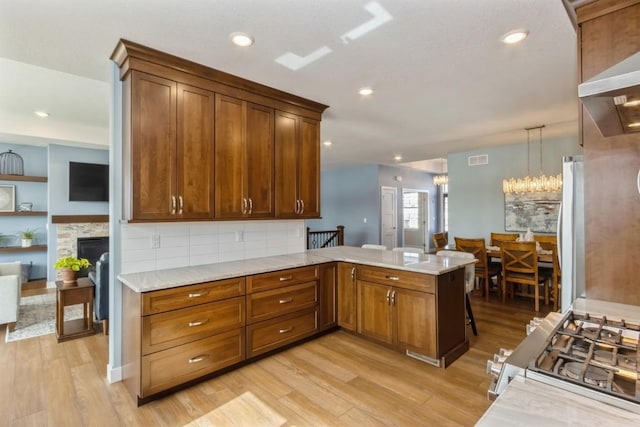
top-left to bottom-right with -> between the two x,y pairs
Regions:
504,191 -> 561,233
0,184 -> 15,212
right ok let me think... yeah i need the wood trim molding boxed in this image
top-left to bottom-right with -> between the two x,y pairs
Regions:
51,215 -> 109,224
576,0 -> 640,23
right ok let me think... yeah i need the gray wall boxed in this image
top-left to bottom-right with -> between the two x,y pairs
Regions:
448,135 -> 581,242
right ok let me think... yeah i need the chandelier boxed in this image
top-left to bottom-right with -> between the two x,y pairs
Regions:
502,125 -> 562,194
433,158 -> 448,186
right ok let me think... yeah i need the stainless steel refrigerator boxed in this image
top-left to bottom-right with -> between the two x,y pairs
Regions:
558,155 -> 585,312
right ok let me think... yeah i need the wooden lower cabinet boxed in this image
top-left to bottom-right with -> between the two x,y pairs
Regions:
247,307 -> 318,357
337,262 -> 357,331
318,263 -> 337,330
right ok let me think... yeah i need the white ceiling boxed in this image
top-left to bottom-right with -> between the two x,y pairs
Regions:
0,0 -> 578,172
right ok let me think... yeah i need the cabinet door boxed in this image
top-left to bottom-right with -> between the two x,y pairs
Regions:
177,84 -> 215,219
318,263 -> 337,330
130,71 -> 177,220
394,287 -> 436,358
357,280 -> 393,344
337,262 -> 357,331
298,117 -> 320,218
245,103 -> 275,217
274,110 -> 299,217
215,94 -> 246,218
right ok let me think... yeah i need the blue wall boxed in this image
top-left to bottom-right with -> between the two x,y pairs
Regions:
0,143 -> 48,279
448,135 -> 581,242
46,144 -> 109,280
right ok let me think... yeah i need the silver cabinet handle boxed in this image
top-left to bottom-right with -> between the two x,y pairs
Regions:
188,291 -> 209,298
279,326 -> 293,334
188,354 -> 209,364
242,198 -> 247,214
248,197 -> 253,214
279,276 -> 293,282
385,275 -> 400,281
178,196 -> 183,215
294,199 -> 300,214
386,289 -> 391,304
350,267 -> 356,280
391,290 -> 396,305
299,199 -> 304,214
188,319 -> 209,327
279,297 -> 293,304
171,196 -> 176,215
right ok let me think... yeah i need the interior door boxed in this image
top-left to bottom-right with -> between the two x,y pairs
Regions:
380,186 -> 397,249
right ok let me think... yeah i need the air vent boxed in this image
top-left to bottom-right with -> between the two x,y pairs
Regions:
468,154 -> 488,166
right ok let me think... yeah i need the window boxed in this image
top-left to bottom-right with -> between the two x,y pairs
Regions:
402,192 -> 419,230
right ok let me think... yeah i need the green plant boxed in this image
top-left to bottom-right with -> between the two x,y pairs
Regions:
20,228 -> 37,239
54,256 -> 91,272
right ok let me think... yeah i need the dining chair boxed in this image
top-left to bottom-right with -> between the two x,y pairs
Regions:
437,250 -> 478,336
454,237 -> 501,301
432,232 -> 448,251
361,244 -> 387,250
500,240 -> 551,312
534,234 -> 561,311
489,232 -> 519,247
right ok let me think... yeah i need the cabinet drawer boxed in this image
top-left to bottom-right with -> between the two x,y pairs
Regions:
247,282 -> 317,324
142,296 -> 245,355
357,265 -> 435,293
142,277 -> 245,315
247,308 -> 318,357
140,328 -> 244,398
247,266 -> 318,293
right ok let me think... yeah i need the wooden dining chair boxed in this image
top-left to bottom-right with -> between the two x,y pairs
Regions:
454,237 -> 501,301
490,232 -> 519,247
500,240 -> 551,312
534,234 -> 561,311
432,232 -> 448,251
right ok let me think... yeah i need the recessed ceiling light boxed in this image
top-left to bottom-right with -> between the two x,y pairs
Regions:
34,111 -> 49,118
323,140 -> 333,147
359,87 -> 374,96
501,30 -> 529,44
394,155 -> 402,161
230,32 -> 254,47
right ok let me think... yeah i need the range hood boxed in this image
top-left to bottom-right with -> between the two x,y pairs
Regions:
578,50 -> 640,137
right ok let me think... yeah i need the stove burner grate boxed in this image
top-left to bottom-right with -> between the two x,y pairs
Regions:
559,362 -> 611,389
581,327 -> 622,344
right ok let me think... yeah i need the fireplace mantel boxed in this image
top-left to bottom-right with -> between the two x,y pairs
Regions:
52,215 -> 109,224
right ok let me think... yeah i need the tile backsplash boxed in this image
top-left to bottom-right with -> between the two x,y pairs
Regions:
119,220 -> 306,274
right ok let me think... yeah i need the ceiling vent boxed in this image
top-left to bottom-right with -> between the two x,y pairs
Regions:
468,154 -> 488,166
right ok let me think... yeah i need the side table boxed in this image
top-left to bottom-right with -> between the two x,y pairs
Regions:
56,277 -> 96,342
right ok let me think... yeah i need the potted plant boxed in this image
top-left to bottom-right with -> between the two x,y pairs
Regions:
54,256 -> 91,284
20,228 -> 37,247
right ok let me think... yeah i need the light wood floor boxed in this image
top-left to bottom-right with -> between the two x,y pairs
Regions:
0,290 -> 550,427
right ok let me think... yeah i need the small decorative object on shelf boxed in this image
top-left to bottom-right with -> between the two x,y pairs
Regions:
54,256 -> 91,284
18,202 -> 33,212
0,185 -> 15,212
0,150 -> 24,175
19,228 -> 37,247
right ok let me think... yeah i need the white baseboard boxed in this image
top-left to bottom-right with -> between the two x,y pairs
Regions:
107,364 -> 122,383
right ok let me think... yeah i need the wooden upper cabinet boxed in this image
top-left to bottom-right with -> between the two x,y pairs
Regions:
130,71 -> 177,221
215,95 -> 274,219
275,111 -> 321,218
177,84 -> 215,220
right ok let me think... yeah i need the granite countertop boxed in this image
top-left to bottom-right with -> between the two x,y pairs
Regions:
475,376 -> 640,426
118,246 -> 473,293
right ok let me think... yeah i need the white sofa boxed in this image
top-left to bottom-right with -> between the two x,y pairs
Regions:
0,261 -> 21,331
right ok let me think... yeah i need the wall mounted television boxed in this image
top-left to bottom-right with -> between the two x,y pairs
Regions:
69,161 -> 109,202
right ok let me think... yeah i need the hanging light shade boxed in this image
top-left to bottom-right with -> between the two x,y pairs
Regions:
502,126 -> 562,194
433,157 -> 448,186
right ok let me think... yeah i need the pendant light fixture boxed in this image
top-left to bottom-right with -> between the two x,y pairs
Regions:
502,125 -> 562,194
433,157 -> 448,186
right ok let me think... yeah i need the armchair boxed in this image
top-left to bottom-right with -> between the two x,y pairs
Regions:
0,261 -> 22,332
88,252 -> 109,335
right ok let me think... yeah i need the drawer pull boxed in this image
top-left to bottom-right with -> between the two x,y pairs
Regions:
188,291 -> 209,298
279,326 -> 294,334
385,275 -> 400,281
279,297 -> 293,304
188,354 -> 209,364
188,319 -> 209,327
279,276 -> 293,282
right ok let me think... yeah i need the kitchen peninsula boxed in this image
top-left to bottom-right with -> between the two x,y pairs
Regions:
118,246 -> 471,404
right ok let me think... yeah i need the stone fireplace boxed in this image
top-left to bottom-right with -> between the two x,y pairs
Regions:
56,222 -> 108,278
